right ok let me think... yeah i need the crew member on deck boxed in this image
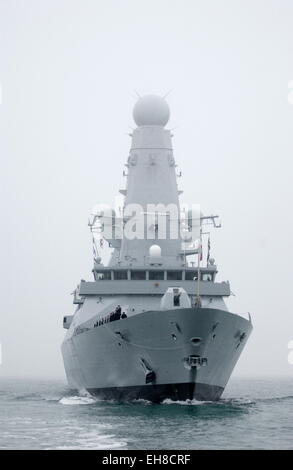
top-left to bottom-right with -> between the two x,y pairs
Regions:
115,305 -> 122,320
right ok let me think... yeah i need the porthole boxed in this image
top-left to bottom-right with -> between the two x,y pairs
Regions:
190,337 -> 202,346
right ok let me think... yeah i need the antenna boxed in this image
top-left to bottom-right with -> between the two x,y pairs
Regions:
196,228 -> 202,308
200,215 -> 221,228
162,89 -> 173,99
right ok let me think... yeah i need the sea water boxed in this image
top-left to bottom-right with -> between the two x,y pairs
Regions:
0,377 -> 293,449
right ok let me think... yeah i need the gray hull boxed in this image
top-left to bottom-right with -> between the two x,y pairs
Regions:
61,307 -> 252,402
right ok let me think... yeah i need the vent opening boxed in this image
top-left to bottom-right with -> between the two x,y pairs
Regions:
190,337 -> 202,346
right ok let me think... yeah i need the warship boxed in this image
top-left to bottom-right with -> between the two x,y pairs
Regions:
61,94 -> 252,402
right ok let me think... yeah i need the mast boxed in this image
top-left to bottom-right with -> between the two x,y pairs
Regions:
196,228 -> 202,306
119,95 -> 182,267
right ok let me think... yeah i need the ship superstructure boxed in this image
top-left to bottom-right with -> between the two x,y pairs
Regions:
61,95 -> 252,402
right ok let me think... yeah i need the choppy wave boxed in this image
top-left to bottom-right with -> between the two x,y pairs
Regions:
55,432 -> 127,450
7,390 -> 293,408
10,393 -> 61,403
257,395 -> 293,404
4,379 -> 293,410
14,393 -> 45,401
130,398 -> 152,405
162,397 -> 256,407
2,378 -> 293,450
46,428 -> 128,450
56,394 -> 293,407
221,398 -> 255,405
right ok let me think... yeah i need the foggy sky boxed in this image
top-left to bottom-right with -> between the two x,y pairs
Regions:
0,0 -> 293,379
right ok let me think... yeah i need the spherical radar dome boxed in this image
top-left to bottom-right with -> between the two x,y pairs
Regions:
133,95 -> 170,127
149,244 -> 162,258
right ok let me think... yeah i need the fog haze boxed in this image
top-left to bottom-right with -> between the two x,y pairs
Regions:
0,0 -> 293,378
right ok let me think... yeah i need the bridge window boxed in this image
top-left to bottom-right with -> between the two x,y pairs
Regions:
131,270 -> 146,280
185,271 -> 198,281
202,273 -> 213,281
96,271 -> 111,280
167,271 -> 182,281
113,270 -> 128,280
149,270 -> 164,280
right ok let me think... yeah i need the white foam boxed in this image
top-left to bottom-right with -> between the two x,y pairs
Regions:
131,398 -> 152,405
54,441 -> 126,450
162,398 -> 210,405
59,395 -> 98,405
